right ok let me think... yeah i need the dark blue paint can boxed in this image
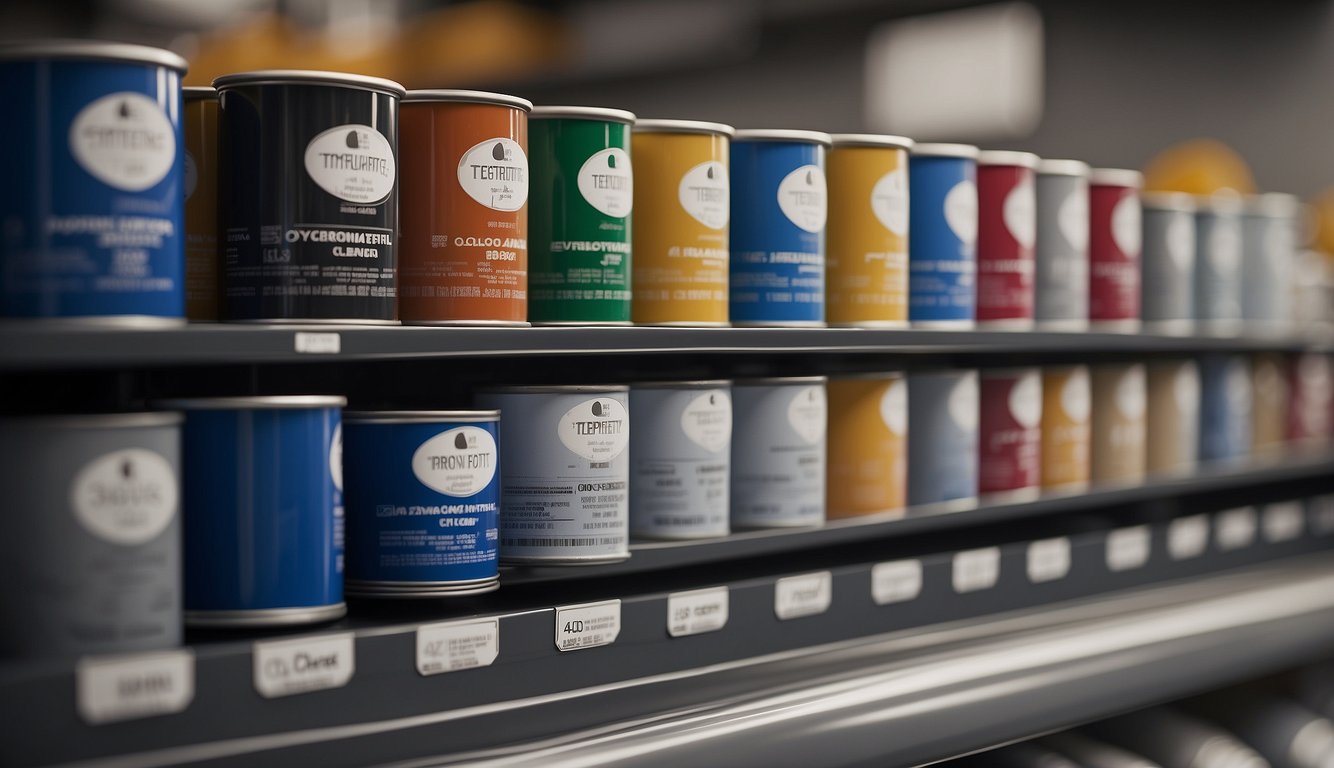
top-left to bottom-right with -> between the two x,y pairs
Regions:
908,143 -> 979,328
165,396 -> 346,627
1198,354 -> 1252,464
343,411 -> 500,597
0,41 -> 187,323
729,130 -> 831,326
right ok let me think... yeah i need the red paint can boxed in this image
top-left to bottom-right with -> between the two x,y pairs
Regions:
976,151 -> 1038,328
1088,169 -> 1143,331
1288,353 -> 1332,446
979,367 -> 1042,500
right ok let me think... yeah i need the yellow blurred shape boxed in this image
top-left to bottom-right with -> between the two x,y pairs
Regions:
1310,188 -> 1334,259
1142,138 -> 1257,196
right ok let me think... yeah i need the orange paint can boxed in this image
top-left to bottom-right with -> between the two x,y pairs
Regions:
826,374 -> 907,519
1040,365 -> 1090,491
1090,363 -> 1147,484
1145,359 -> 1200,476
183,87 -> 219,321
399,90 -> 532,324
1251,352 -> 1288,457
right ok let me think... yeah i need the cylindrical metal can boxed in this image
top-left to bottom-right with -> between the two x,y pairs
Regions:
731,377 -> 827,528
1090,363 -> 1146,484
826,373 -> 907,519
1242,193 -> 1300,333
0,413 -> 181,658
476,386 -> 629,563
1034,159 -> 1090,330
1289,353 -> 1333,446
1251,353 -> 1288,458
629,381 -> 732,539
908,370 -> 979,506
1040,365 -> 1091,491
1194,195 -> 1245,333
166,396 -> 346,627
399,90 -> 533,325
1088,168 -> 1143,332
976,151 -> 1039,328
908,144 -> 979,328
1146,359 -> 1200,476
0,41 -> 187,323
1198,354 -> 1252,464
215,70 -> 403,323
825,134 -> 913,327
630,119 -> 733,325
342,411 -> 500,597
527,106 -> 636,325
729,129 -> 831,326
979,367 -> 1042,500
183,86 -> 220,321
1140,192 -> 1197,334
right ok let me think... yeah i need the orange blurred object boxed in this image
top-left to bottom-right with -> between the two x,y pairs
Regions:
1311,188 -> 1334,260
1142,138 -> 1257,196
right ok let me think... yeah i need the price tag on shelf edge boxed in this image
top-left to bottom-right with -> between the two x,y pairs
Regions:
1167,514 -> 1210,561
555,600 -> 621,651
417,618 -> 500,676
253,633 -> 355,699
1262,501 -> 1305,543
1105,525 -> 1151,572
774,572 -> 833,620
952,547 -> 1000,594
1313,495 -> 1334,536
667,587 -> 729,637
871,559 -> 923,605
77,650 -> 194,725
293,331 -> 341,355
1216,506 -> 1258,552
1026,537 -> 1071,584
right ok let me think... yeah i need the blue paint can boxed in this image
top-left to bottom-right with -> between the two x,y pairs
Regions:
1198,354 -> 1252,464
907,369 -> 979,506
343,411 -> 500,597
908,144 -> 979,327
0,41 -> 187,323
165,396 -> 346,627
729,130 -> 831,326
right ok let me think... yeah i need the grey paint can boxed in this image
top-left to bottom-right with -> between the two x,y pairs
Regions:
1242,193 -> 1300,332
730,377 -> 826,529
0,413 -> 182,658
1140,192 -> 1197,333
477,386 -> 629,563
1194,196 -> 1245,331
630,381 -> 732,540
1033,159 -> 1090,329
908,369 -> 979,507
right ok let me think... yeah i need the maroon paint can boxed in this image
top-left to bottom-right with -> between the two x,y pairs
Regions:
1088,169 -> 1143,332
976,151 -> 1039,328
979,367 -> 1042,500
1288,353 -> 1332,447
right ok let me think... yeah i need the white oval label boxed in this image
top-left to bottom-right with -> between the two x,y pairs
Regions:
1009,371 -> 1042,429
412,427 -> 498,497
71,449 -> 178,546
680,390 -> 732,454
558,397 -> 629,462
1110,195 -> 1141,257
456,137 -> 528,211
1209,219 -> 1242,275
329,423 -> 343,492
1061,368 -> 1091,423
1057,189 -> 1089,252
880,378 -> 908,436
871,166 -> 909,235
943,179 -> 978,245
1175,361 -> 1200,413
303,123 -> 395,204
1002,176 -> 1037,249
949,373 -> 980,432
1226,360 -> 1252,413
678,161 -> 729,230
776,164 -> 827,233
184,150 -> 198,201
70,92 -> 177,192
1166,214 -> 1193,272
1116,366 -> 1146,420
577,147 -> 633,218
787,385 -> 827,445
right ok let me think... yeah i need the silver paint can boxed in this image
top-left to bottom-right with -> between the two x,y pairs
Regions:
907,369 -> 979,507
1242,193 -> 1300,333
1194,195 -> 1245,333
630,381 -> 732,540
1033,159 -> 1089,330
730,377 -> 827,529
1140,192 -> 1197,334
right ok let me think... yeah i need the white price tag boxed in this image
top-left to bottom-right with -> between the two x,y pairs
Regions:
1216,506 -> 1258,551
253,633 -> 355,699
1026,537 -> 1071,583
774,572 -> 833,620
1167,514 -> 1210,561
294,331 -> 341,354
871,559 -> 923,605
1262,501 -> 1305,543
416,619 -> 499,676
1312,495 -> 1334,536
1106,525 -> 1151,572
555,600 -> 621,651
77,650 -> 194,725
667,587 -> 729,637
953,547 -> 1001,593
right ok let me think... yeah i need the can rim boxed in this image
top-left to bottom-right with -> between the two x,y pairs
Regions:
828,133 -> 914,150
1088,168 -> 1144,188
1245,191 -> 1303,217
1194,192 -> 1246,214
732,128 -> 833,146
733,376 -> 828,386
343,409 -> 500,423
0,39 -> 188,71
401,89 -> 532,110
213,70 -> 407,97
825,372 -> 905,382
156,395 -> 348,409
1036,158 -> 1090,177
977,149 -> 1040,169
480,385 -> 630,394
632,119 -> 735,137
529,105 -> 636,123
182,85 -> 217,100
911,142 -> 980,159
0,412 -> 183,428
1141,191 -> 1197,212
632,380 -> 732,389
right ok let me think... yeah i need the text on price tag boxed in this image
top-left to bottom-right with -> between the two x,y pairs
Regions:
1168,514 -> 1210,561
1106,525 -> 1151,572
1026,537 -> 1071,583
774,571 -> 833,620
953,547 -> 1000,593
417,619 -> 499,676
253,633 -> 355,698
77,650 -> 194,725
667,587 -> 729,637
872,559 -> 923,605
555,600 -> 621,651
1216,506 -> 1257,551
1262,501 -> 1305,543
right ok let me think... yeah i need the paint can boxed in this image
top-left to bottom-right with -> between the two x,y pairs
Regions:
826,373 -> 907,519
475,386 -> 629,563
1145,359 -> 1199,476
630,119 -> 733,325
1088,169 -> 1143,332
1033,159 -> 1090,330
907,370 -> 979,506
183,86 -> 219,321
825,134 -> 913,327
730,377 -> 827,528
1194,195 -> 1245,333
1289,353 -> 1333,447
908,144 -> 979,328
976,151 -> 1039,328
1140,192 -> 1197,334
165,396 -> 346,627
0,41 -> 187,323
527,106 -> 636,325
342,411 -> 500,597
1198,354 -> 1252,464
399,90 -> 533,325
629,381 -> 732,539
729,129 -> 831,326
979,367 -> 1042,500
1090,363 -> 1146,484
1251,353 -> 1288,458
215,70 -> 403,324
1040,365 -> 1091,491
1242,193 -> 1300,333
0,413 -> 181,658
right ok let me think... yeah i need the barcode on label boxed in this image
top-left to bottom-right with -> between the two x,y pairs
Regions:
503,537 -> 616,548
589,462 -> 610,469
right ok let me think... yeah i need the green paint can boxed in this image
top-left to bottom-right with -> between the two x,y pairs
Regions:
528,106 -> 636,324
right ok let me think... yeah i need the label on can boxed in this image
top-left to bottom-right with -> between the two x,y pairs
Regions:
71,449 -> 179,546
678,161 -> 730,229
457,138 -> 529,211
776,165 -> 828,233
732,383 -> 826,527
411,427 -> 498,496
1002,177 -> 1037,249
304,124 -> 396,204
871,167 -> 909,235
631,387 -> 731,539
71,93 -> 177,192
558,398 -> 630,461
1057,190 -> 1088,252
681,391 -> 732,452
944,180 -> 979,244
577,148 -> 633,217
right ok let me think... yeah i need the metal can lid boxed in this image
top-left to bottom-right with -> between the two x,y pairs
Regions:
632,380 -> 732,389
632,119 -> 736,137
213,70 -> 406,98
0,411 -> 183,428
911,142 -> 980,159
1245,191 -> 1302,217
480,384 -> 630,395
1088,168 -> 1144,188
401,89 -> 532,110
0,39 -> 188,72
733,376 -> 828,386
977,150 -> 1040,169
343,409 -> 500,423
1140,191 -> 1197,212
156,395 -> 348,410
732,129 -> 833,146
529,105 -> 636,123
182,86 -> 217,101
829,133 -> 914,150
1036,159 -> 1090,177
